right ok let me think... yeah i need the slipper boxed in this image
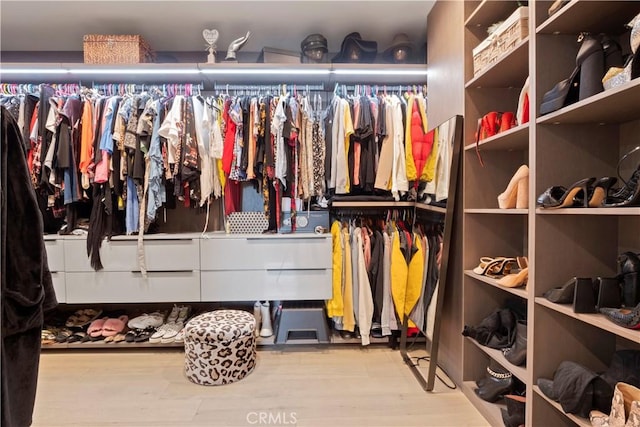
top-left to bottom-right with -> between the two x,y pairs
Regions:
87,317 -> 108,338
102,315 -> 129,337
65,308 -> 103,328
67,331 -> 87,343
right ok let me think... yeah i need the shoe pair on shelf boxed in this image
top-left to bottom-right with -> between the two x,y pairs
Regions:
150,305 -> 191,344
538,147 -> 640,209
538,351 -> 640,420
473,256 -> 528,288
498,165 -> 529,209
544,276 -> 623,313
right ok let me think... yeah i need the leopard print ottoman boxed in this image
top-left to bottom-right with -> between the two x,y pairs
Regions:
184,310 -> 256,386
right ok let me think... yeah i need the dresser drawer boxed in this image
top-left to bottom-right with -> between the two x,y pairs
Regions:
200,236 -> 331,270
51,272 -> 65,303
64,237 -> 200,272
65,271 -> 201,303
201,269 -> 331,301
44,239 -> 65,272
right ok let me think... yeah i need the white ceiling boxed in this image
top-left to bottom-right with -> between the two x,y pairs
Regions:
1,0 -> 434,55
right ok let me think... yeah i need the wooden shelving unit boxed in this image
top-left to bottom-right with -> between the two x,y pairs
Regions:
463,1 -> 640,426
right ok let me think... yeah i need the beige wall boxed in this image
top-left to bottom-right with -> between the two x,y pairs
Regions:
427,0 -> 465,385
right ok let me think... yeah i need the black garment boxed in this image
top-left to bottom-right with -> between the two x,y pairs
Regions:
38,85 -> 55,188
264,96 -> 275,173
1,106 -> 57,427
240,96 -> 250,176
368,229 -> 385,325
22,94 -> 38,149
424,232 -> 441,311
323,101 -> 334,194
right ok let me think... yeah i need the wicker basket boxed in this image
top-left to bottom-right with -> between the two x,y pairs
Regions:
472,7 -> 529,75
83,34 -> 154,64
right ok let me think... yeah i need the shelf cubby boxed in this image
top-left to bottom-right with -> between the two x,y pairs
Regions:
466,337 -> 528,383
465,123 -> 529,152
460,382 -> 506,427
536,1 -> 640,35
464,271 -> 529,300
465,38 -> 530,89
465,0 -> 521,29
535,297 -> 640,345
532,385 -> 588,427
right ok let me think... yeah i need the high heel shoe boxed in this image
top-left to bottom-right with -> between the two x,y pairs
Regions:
537,177 -> 596,209
544,277 -> 579,304
588,177 -> 618,207
600,303 -> 640,329
604,145 -> 640,207
472,256 -> 506,275
496,267 -> 529,288
498,165 -> 529,209
540,34 -> 605,115
483,257 -> 524,278
604,166 -> 640,207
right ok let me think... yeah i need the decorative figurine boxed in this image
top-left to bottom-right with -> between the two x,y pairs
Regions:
202,29 -> 219,64
225,31 -> 251,62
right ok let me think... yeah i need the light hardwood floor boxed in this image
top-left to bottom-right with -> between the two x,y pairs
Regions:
33,346 -> 488,427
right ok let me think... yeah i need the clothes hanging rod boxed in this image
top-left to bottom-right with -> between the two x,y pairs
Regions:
212,83 -> 325,92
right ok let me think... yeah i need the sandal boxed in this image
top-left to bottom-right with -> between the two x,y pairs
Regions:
486,257 -> 528,278
41,328 -> 57,345
134,327 -> 156,343
113,333 -> 127,343
55,328 -> 73,343
125,330 -> 138,343
473,257 -> 506,275
65,308 -> 103,328
67,331 -> 87,344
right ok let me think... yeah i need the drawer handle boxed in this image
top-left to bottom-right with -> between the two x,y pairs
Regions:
130,270 -> 194,274
265,268 -> 326,272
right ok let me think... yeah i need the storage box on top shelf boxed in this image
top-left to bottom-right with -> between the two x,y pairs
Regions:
472,6 -> 529,75
83,34 -> 154,64
257,47 -> 301,63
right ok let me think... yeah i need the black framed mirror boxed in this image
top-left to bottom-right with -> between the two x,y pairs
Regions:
399,114 -> 463,391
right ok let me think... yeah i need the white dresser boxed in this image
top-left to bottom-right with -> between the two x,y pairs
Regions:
43,233 -> 332,304
62,233 -> 201,304
200,233 -> 332,301
44,235 -> 66,303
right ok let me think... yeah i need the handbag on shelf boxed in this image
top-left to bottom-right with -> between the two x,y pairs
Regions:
475,111 -> 517,166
